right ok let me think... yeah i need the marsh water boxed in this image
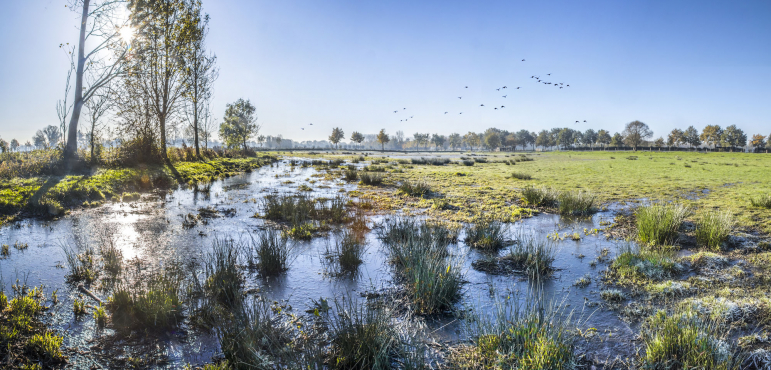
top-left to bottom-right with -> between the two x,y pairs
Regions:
0,157 -> 639,368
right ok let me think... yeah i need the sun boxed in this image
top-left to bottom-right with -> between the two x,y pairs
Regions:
119,26 -> 134,43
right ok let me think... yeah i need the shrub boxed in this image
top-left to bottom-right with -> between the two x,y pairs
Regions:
640,310 -> 739,370
636,203 -> 690,246
27,332 -> 64,362
520,186 -> 558,207
695,210 -> 733,251
398,180 -> 430,198
557,190 -> 595,216
464,219 -> 508,251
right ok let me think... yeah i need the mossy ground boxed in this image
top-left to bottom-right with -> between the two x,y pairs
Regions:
0,156 -> 276,223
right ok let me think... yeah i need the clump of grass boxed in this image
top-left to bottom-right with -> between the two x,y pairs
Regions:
28,332 -> 64,362
609,244 -> 679,282
12,241 -> 28,251
262,194 -> 349,226
453,291 -> 576,369
250,229 -> 291,276
328,297 -> 399,369
750,194 -> 771,209
122,192 -> 140,202
461,160 -> 474,166
640,309 -> 739,369
379,218 -> 463,314
63,245 -> 98,284
108,271 -> 183,331
73,299 -> 86,316
398,180 -> 430,198
93,303 -> 108,328
636,203 -> 690,247
0,286 -> 65,367
499,234 -> 555,276
573,274 -> 591,288
1,244 -> 9,257
204,239 -> 245,307
359,172 -> 384,186
464,219 -> 508,251
343,167 -> 359,182
326,230 -> 366,275
695,210 -> 733,251
509,172 -> 532,180
557,190 -> 596,216
377,218 -> 459,247
600,289 -> 626,303
283,221 -> 316,240
99,235 -> 123,277
520,185 -> 558,207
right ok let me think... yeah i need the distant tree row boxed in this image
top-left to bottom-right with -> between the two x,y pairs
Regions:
317,121 -> 769,152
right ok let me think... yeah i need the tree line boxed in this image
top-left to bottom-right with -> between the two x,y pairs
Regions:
319,121 -> 769,152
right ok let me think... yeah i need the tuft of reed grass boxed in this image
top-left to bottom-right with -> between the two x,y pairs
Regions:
509,172 -> 532,180
251,229 -> 291,276
695,210 -> 734,251
640,309 -> 740,370
453,290 -> 576,369
464,219 -> 508,251
359,172 -> 384,186
749,194 -> 771,209
636,203 -> 690,247
343,167 -> 359,182
557,190 -> 596,216
326,230 -> 366,275
328,297 -> 399,370
520,185 -> 558,207
460,160 -> 474,166
108,270 -> 183,331
609,244 -> 679,282
204,239 -> 245,307
378,218 -> 463,314
63,245 -> 98,284
503,234 -> 555,276
398,180 -> 431,198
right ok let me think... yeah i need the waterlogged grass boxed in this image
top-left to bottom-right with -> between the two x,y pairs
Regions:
464,219 -> 508,251
397,180 -> 431,198
608,245 -> 679,283
330,151 -> 771,231
557,190 -> 596,216
695,210 -> 734,251
521,185 -> 558,207
108,271 -> 183,331
250,229 -> 291,276
452,292 -> 576,369
325,229 -> 366,275
636,203 -> 690,246
640,309 -> 740,369
0,155 -> 276,223
0,286 -> 65,368
379,218 -> 463,314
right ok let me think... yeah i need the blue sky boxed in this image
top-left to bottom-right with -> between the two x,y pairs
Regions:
1,0 -> 769,144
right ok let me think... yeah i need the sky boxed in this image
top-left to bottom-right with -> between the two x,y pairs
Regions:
1,0 -> 770,144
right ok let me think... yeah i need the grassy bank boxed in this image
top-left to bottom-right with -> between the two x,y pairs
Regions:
0,155 -> 276,223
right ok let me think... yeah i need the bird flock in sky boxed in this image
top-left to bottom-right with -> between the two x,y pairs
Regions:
390,58 -> 588,126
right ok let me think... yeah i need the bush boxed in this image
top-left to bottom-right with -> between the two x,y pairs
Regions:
557,190 -> 595,216
520,185 -> 558,207
695,210 -> 733,251
343,168 -> 359,182
461,160 -> 474,166
636,203 -> 690,246
359,172 -> 384,186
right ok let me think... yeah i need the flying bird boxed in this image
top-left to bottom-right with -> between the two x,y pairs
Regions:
547,73 -> 551,76
301,128 -> 304,130
394,111 -> 398,113
502,95 -> 507,98
501,105 -> 505,108
465,86 -> 468,88
494,107 -> 498,110
522,59 -> 525,61
496,88 -> 500,91
516,87 -> 520,89
410,116 -> 413,118
583,120 -> 587,122
480,104 -> 485,107
458,97 -> 462,99
502,86 -> 507,89
459,112 -> 463,114
444,112 -> 448,114
309,123 -> 313,125
403,108 -> 406,110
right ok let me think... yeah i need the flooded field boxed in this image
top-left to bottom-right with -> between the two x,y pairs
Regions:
2,156 -> 768,368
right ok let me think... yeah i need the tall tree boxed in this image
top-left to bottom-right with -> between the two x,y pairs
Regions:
33,131 -> 48,149
219,98 -> 259,151
184,3 -> 217,158
517,130 -> 534,151
430,134 -> 446,150
720,125 -> 747,151
463,132 -> 480,150
127,0 -> 199,162
750,134 -> 766,152
610,133 -> 623,148
622,120 -> 653,151
376,129 -> 390,151
667,128 -> 684,147
583,129 -> 597,150
557,128 -> 573,150
504,133 -> 518,151
350,131 -> 364,149
654,137 -> 665,150
596,129 -> 611,149
448,133 -> 461,150
535,130 -> 550,149
10,139 -> 19,152
329,127 -> 345,148
63,0 -> 131,159
683,126 -> 701,148
700,125 -> 722,148
85,91 -> 112,163
43,126 -> 62,148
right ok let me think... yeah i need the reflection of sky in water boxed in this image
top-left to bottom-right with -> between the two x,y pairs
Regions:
0,157 -> 640,366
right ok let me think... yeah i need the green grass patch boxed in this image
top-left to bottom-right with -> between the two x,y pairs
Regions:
636,203 -> 690,246
695,210 -> 733,251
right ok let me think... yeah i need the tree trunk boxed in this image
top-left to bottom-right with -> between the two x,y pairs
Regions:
64,0 -> 90,159
160,115 -> 169,163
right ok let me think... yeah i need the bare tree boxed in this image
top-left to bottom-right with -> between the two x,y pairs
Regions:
126,0 -> 198,162
183,4 -> 217,158
63,0 -> 131,159
85,91 -> 113,163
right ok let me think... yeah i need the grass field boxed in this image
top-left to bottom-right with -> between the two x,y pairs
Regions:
301,150 -> 771,233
